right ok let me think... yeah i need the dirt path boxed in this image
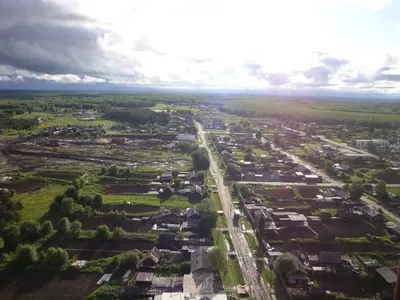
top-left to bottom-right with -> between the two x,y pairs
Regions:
196,122 -> 271,300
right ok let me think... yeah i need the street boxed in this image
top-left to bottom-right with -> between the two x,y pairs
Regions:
196,122 -> 271,300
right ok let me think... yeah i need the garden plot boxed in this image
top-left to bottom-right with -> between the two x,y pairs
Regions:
0,178 -> 48,193
0,271 -> 99,300
323,220 -> 386,238
34,171 -> 81,181
78,216 -> 154,232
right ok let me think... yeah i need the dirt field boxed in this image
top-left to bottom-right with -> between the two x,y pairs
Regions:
0,271 -> 99,300
79,216 -> 154,232
262,188 -> 295,199
34,171 -> 80,181
0,178 -> 48,193
325,220 -> 385,238
297,187 -> 321,198
318,277 -> 374,298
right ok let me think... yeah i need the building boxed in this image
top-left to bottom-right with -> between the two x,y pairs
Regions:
319,252 -> 342,265
160,171 -> 173,183
140,247 -> 161,267
190,247 -> 211,273
355,139 -> 389,148
185,206 -> 201,230
283,253 -> 309,287
177,134 -> 196,142
135,272 -> 154,286
189,185 -> 203,202
375,267 -> 396,299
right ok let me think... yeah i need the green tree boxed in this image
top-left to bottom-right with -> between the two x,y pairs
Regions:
123,167 -> 131,177
40,221 -> 53,236
58,217 -> 70,234
191,149 -> 210,170
275,253 -> 295,275
196,170 -> 207,183
325,161 -> 335,175
45,247 -> 69,266
375,180 -> 387,199
72,179 -> 81,190
120,251 -> 139,269
227,163 -> 240,178
16,244 -> 38,266
65,186 -> 78,200
255,130 -> 262,140
108,165 -> 119,176
0,189 -> 23,231
366,141 -> 377,154
113,226 -> 125,239
61,198 -> 75,215
197,198 -> 217,236
208,246 -> 226,271
3,225 -> 20,250
172,178 -> 182,191
342,183 -> 349,193
100,167 -> 107,175
70,220 -> 82,236
348,183 -> 364,199
20,220 -> 41,241
92,194 -> 103,209
95,225 -> 112,240
106,256 -> 120,272
77,194 -> 92,206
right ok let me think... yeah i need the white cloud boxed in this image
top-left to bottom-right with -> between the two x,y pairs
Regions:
82,76 -> 106,83
396,22 -> 400,31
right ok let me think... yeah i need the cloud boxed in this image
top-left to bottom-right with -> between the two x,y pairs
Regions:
396,22 -> 400,31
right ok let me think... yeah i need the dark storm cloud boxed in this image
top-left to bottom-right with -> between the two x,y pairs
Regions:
0,0 -> 115,78
244,63 -> 290,86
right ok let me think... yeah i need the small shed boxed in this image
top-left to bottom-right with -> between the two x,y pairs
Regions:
135,272 -> 154,286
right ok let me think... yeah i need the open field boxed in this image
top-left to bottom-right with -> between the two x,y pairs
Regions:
15,184 -> 68,221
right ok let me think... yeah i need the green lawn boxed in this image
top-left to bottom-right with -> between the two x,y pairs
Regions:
15,184 -> 68,221
253,148 -> 272,159
212,230 -> 245,287
245,232 -> 258,249
102,194 -> 192,209
387,187 -> 400,196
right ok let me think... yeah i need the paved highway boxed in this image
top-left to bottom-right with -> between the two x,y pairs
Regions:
196,122 -> 271,300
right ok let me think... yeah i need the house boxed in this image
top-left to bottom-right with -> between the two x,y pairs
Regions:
359,206 -> 386,223
387,192 -> 400,205
185,206 -> 201,229
140,247 -> 161,267
190,247 -> 211,273
177,134 -> 196,142
152,210 -> 181,224
160,171 -> 173,183
135,271 -> 154,286
375,267 -> 396,299
189,185 -> 203,202
386,224 -> 400,237
355,139 -> 389,148
252,207 -> 277,235
159,185 -> 173,198
319,252 -> 342,265
283,253 -> 309,287
304,174 -> 322,183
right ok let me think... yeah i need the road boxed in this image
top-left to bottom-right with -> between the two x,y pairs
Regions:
196,122 -> 271,300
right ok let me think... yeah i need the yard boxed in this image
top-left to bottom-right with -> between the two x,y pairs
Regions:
15,184 -> 68,221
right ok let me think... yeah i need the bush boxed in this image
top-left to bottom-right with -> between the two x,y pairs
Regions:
45,247 -> 69,266
70,220 -> 82,236
20,220 -> 41,241
106,256 -> 120,272
95,225 -> 112,240
65,186 -> 79,200
100,167 -> 107,175
108,165 -> 118,176
58,217 -> 70,234
113,226 -> 125,239
61,198 -> 75,215
77,195 -> 92,206
16,244 -> 38,266
3,225 -> 20,250
41,221 -> 54,236
196,170 -> 207,182
92,194 -> 103,209
120,251 -> 139,269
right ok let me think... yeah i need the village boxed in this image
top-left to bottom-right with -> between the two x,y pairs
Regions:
0,99 -> 398,300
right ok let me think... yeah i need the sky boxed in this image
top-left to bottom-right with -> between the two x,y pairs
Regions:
0,0 -> 400,95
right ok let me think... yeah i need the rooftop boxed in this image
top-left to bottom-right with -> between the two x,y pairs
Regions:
376,267 -> 397,284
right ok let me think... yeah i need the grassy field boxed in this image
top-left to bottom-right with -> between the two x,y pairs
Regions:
212,230 -> 244,287
387,187 -> 400,196
151,103 -> 200,113
15,184 -> 68,221
102,194 -> 192,209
